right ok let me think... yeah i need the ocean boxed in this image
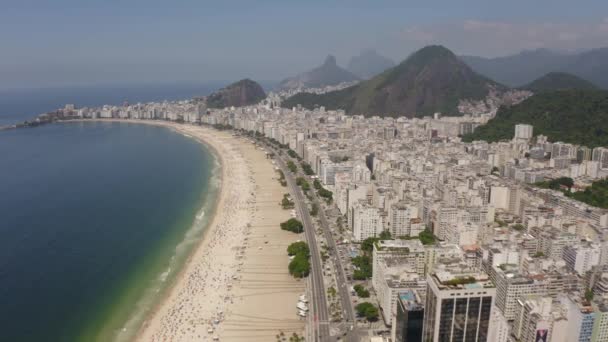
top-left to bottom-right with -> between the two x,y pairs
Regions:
0,81 -> 277,126
0,82 -> 227,126
0,121 -> 219,341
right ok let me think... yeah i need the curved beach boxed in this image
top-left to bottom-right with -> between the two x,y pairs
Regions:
125,122 -> 305,341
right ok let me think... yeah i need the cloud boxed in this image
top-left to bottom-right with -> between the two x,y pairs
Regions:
400,19 -> 608,57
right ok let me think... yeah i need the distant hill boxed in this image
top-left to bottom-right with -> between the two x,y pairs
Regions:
279,55 -> 359,90
522,72 -> 598,93
282,45 -> 505,117
562,48 -> 608,89
462,90 -> 608,148
347,49 -> 396,79
460,49 -> 572,87
461,48 -> 608,88
206,79 -> 266,108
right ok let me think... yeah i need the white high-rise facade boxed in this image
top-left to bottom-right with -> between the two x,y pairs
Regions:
514,124 -> 533,140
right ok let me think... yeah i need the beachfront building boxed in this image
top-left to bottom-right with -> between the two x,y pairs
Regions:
422,268 -> 496,342
512,296 -> 568,342
350,200 -> 384,241
392,290 -> 424,342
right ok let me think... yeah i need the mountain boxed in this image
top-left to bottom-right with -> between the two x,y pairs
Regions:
279,55 -> 359,90
282,45 -> 505,117
460,49 -> 572,87
461,48 -> 608,88
347,49 -> 396,79
522,72 -> 598,93
562,48 -> 608,89
462,89 -> 608,148
206,79 -> 266,108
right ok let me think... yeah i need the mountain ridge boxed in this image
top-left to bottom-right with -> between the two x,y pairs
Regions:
282,45 -> 506,117
279,55 -> 359,90
521,72 -> 598,93
461,48 -> 608,88
347,49 -> 396,79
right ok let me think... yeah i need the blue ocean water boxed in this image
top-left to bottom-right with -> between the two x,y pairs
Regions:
0,82 -> 226,126
0,81 -> 277,126
0,121 -> 216,341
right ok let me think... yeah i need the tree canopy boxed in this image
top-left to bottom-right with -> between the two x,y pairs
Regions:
281,218 -> 304,233
463,90 -> 608,148
287,241 -> 310,257
355,302 -> 379,321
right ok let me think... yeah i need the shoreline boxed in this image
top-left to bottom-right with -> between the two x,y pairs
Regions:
60,119 -> 224,342
85,119 -> 305,341
79,119 -> 227,342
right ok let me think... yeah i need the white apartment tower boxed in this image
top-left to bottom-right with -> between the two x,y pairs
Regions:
514,124 -> 533,140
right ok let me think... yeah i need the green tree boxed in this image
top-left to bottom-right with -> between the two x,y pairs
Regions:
310,203 -> 319,216
536,177 -> 574,191
379,230 -> 392,240
313,179 -> 322,190
288,254 -> 310,278
286,161 -> 298,173
281,194 -> 295,209
585,289 -> 594,302
287,241 -> 310,257
511,224 -> 525,231
568,178 -> 608,209
353,284 -> 370,298
419,229 -> 437,245
351,255 -> 372,279
287,149 -> 298,158
361,238 -> 377,253
533,251 -> 545,258
355,302 -> 379,321
295,177 -> 310,192
281,218 -> 304,233
318,188 -> 333,200
301,162 -> 315,175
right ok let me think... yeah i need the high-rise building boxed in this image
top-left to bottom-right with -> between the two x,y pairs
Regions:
563,243 -> 601,276
577,146 -> 593,163
350,200 -> 384,241
592,147 -> 608,170
512,296 -> 568,342
560,294 -> 595,342
492,265 -> 550,320
423,269 -> 496,342
393,290 -> 424,342
514,124 -> 533,140
591,300 -> 608,341
487,309 -> 510,342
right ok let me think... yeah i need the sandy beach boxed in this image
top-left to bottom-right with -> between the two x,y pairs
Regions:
126,122 -> 305,341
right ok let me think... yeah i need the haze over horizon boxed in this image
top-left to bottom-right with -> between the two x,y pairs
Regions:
2,0 -> 608,90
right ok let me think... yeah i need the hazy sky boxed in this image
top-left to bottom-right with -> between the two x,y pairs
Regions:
1,0 -> 608,89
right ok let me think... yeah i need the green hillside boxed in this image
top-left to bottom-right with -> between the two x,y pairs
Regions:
462,90 -> 608,148
282,45 -> 504,117
522,72 -> 598,93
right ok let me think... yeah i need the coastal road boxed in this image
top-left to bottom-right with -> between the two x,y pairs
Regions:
273,153 -> 331,342
303,175 -> 358,342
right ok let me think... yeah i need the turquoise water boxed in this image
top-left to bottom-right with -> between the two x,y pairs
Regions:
0,121 -> 218,341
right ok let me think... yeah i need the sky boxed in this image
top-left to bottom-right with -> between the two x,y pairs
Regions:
1,0 -> 608,89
